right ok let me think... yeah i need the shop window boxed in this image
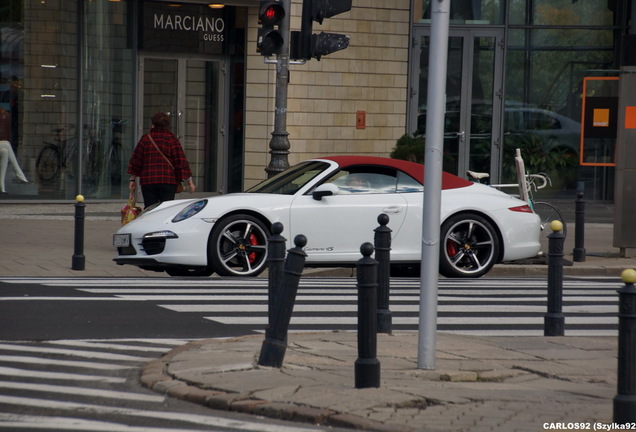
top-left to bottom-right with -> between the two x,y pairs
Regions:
413,0 -> 503,25
509,0 -> 615,26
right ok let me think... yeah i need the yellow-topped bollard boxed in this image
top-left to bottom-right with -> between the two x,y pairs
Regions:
614,268 -> 636,422
72,194 -> 86,270
622,268 -> 636,284
550,219 -> 563,233
545,217 -> 565,336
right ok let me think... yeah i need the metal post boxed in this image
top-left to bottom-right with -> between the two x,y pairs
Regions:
72,195 -> 85,270
374,213 -> 392,334
545,220 -> 565,336
613,268 -> 636,423
75,0 -> 85,195
265,0 -> 291,177
355,242 -> 381,389
258,234 -> 307,368
419,0 -> 450,370
573,191 -> 586,262
267,222 -> 286,329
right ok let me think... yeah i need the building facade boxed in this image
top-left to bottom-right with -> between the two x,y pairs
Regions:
0,0 -> 628,201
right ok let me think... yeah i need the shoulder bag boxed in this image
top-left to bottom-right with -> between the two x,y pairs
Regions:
147,134 -> 184,193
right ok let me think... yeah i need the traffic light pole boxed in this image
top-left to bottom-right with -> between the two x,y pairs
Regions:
265,0 -> 291,178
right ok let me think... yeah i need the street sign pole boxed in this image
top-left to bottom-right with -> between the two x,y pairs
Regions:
418,0 -> 450,370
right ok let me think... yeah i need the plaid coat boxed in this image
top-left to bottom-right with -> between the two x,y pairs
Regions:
127,128 -> 192,185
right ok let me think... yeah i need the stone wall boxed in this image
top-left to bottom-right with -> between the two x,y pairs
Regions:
243,0 -> 410,187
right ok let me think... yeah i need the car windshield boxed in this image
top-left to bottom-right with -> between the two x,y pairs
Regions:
246,161 -> 330,195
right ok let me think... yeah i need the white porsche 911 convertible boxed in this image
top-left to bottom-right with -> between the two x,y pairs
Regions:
113,156 -> 541,278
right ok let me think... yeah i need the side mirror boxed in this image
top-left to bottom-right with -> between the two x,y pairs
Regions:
312,183 -> 339,201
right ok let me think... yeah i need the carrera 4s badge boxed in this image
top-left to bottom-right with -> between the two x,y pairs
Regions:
303,247 -> 335,252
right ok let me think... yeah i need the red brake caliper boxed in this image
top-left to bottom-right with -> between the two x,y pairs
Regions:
247,233 -> 258,263
446,239 -> 458,258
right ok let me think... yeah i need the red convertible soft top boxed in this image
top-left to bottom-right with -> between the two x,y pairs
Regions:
321,155 -> 472,190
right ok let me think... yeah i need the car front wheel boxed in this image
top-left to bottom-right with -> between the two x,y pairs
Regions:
209,214 -> 270,276
439,213 -> 499,278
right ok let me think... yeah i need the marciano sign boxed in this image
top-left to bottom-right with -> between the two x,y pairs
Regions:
141,2 -> 227,55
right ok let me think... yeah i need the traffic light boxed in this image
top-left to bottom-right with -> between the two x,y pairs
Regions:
290,0 -> 352,61
257,0 -> 286,56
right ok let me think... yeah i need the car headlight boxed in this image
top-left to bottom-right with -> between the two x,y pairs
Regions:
143,230 -> 179,239
172,199 -> 208,223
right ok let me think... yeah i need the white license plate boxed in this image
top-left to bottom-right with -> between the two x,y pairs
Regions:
113,234 -> 131,247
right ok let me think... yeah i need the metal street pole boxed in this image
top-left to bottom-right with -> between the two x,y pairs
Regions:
265,0 -> 291,178
418,0 -> 450,370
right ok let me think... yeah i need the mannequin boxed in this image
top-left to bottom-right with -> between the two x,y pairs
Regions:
0,140 -> 29,193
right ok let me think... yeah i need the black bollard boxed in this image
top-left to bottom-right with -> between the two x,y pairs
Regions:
72,195 -> 85,271
267,222 -> 286,329
355,242 -> 381,389
613,269 -> 636,423
573,191 -> 586,262
545,220 -> 565,336
374,213 -> 392,334
258,234 -> 307,368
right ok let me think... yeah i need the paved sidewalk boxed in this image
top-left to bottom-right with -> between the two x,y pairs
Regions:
0,202 -> 167,277
1,201 -> 635,431
142,331 -> 618,432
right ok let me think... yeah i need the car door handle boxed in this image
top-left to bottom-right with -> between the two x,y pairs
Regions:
382,206 -> 401,214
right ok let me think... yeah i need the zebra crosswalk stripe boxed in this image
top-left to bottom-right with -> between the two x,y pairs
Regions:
0,277 -> 620,337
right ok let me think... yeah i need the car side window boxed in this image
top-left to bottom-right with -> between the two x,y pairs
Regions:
396,171 -> 423,193
325,167 -> 398,194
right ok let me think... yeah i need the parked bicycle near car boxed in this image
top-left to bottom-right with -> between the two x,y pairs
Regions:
467,148 -> 567,254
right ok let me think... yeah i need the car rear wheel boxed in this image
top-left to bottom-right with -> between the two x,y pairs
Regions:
209,214 -> 270,277
439,213 -> 499,278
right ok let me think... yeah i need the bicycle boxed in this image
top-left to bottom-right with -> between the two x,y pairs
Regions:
467,148 -> 567,255
36,125 -> 101,192
105,118 -> 126,187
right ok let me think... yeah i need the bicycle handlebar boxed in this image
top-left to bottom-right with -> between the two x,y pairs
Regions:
526,173 -> 549,191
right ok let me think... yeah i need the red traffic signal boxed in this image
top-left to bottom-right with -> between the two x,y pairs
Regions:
257,0 -> 286,56
259,1 -> 285,25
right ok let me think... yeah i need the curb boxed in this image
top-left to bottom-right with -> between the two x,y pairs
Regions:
139,341 -> 409,432
489,264 -> 635,278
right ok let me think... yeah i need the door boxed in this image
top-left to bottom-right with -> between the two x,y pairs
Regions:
409,28 -> 505,181
289,167 -> 410,263
138,57 -> 225,193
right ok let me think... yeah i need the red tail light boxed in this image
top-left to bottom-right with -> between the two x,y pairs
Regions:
509,204 -> 533,213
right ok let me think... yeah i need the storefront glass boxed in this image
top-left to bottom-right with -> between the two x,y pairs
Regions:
1,1 -> 245,201
1,0 -> 133,200
0,1 -> 24,195
83,0 -> 135,199
508,0 -> 616,26
504,21 -> 618,200
409,0 -> 623,201
413,0 -> 504,24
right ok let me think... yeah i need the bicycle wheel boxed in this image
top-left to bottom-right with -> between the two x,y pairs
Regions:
36,145 -> 60,182
108,139 -> 122,186
532,201 -> 567,254
83,139 -> 101,194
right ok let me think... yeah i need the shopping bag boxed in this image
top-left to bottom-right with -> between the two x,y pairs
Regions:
121,191 -> 142,225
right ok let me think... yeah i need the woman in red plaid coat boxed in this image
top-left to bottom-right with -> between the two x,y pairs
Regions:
127,112 -> 196,208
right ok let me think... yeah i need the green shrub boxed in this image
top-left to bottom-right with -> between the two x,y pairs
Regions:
391,133 -> 425,163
